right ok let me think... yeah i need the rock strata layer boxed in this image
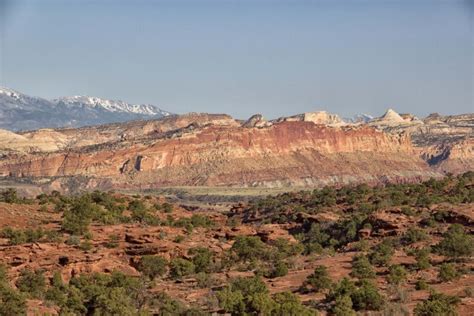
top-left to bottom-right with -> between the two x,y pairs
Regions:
0,111 -> 471,192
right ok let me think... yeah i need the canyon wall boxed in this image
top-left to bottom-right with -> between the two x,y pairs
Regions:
0,120 -> 437,189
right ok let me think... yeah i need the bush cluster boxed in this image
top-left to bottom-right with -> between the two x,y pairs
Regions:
216,276 -> 315,315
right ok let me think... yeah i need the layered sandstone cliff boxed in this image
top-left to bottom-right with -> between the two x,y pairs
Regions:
0,117 -> 437,190
1,110 -> 472,192
369,111 -> 474,174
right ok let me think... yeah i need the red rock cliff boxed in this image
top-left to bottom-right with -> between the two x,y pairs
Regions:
0,121 -> 437,188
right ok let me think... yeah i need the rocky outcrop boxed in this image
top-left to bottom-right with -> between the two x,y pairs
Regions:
1,110 -> 471,191
369,110 -> 473,174
0,118 -> 437,190
242,114 -> 272,128
277,111 -> 346,126
422,138 -> 474,174
369,109 -> 423,127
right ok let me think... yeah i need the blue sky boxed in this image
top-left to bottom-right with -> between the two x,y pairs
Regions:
0,0 -> 472,119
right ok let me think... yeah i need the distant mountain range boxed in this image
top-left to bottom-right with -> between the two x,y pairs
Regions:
0,87 -> 172,131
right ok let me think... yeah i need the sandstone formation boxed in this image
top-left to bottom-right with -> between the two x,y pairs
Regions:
369,110 -> 474,174
0,118 -> 434,191
0,110 -> 471,192
276,110 -> 346,126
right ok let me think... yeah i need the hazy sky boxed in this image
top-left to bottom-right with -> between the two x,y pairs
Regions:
0,0 -> 472,119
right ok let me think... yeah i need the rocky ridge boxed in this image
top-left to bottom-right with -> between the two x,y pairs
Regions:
0,109 -> 471,192
0,87 -> 172,131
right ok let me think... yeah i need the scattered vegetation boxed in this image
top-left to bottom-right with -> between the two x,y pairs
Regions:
216,276 -> 315,315
302,265 -> 332,293
438,263 -> 460,282
327,278 -> 385,312
137,255 -> 168,280
414,291 -> 460,316
387,265 -> 407,285
0,264 -> 26,315
351,255 -> 376,279
436,224 -> 474,260
0,173 -> 472,314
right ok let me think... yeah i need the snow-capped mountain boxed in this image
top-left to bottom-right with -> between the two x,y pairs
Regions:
54,96 -> 171,116
0,87 -> 173,131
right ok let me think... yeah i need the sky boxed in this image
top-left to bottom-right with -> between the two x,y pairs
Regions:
0,0 -> 472,119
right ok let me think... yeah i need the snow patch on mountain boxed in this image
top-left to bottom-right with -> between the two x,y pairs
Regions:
54,96 -> 171,116
0,87 -> 173,131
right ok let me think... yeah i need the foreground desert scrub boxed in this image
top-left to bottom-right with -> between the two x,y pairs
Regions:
0,172 -> 472,315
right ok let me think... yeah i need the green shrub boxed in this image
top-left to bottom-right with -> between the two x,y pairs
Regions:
137,255 -> 168,280
327,278 -> 357,302
189,247 -> 213,273
271,238 -> 304,259
272,291 -> 316,315
0,227 -> 48,245
195,272 -> 216,289
436,224 -> 474,260
387,265 -> 407,285
217,276 -> 274,315
301,223 -> 330,254
415,277 -> 429,290
62,197 -> 98,235
0,188 -> 20,204
351,279 -> 385,311
230,236 -> 267,262
169,258 -> 195,279
438,263 -> 460,282
15,269 -> 46,299
332,295 -> 356,316
403,227 -> 427,245
65,271 -> 148,315
190,214 -> 214,228
129,200 -> 147,218
414,292 -> 460,316
369,240 -> 394,266
327,278 -> 384,311
0,228 -> 26,245
105,234 -> 120,248
216,286 -> 245,314
266,260 -> 288,278
45,272 -> 68,307
0,282 -> 27,316
148,292 -> 188,315
351,255 -> 376,279
303,265 -> 332,292
353,240 -> 370,252
128,200 -> 160,225
95,287 -> 137,315
414,248 -> 431,270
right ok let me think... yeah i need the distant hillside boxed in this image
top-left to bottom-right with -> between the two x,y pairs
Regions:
0,87 -> 173,131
